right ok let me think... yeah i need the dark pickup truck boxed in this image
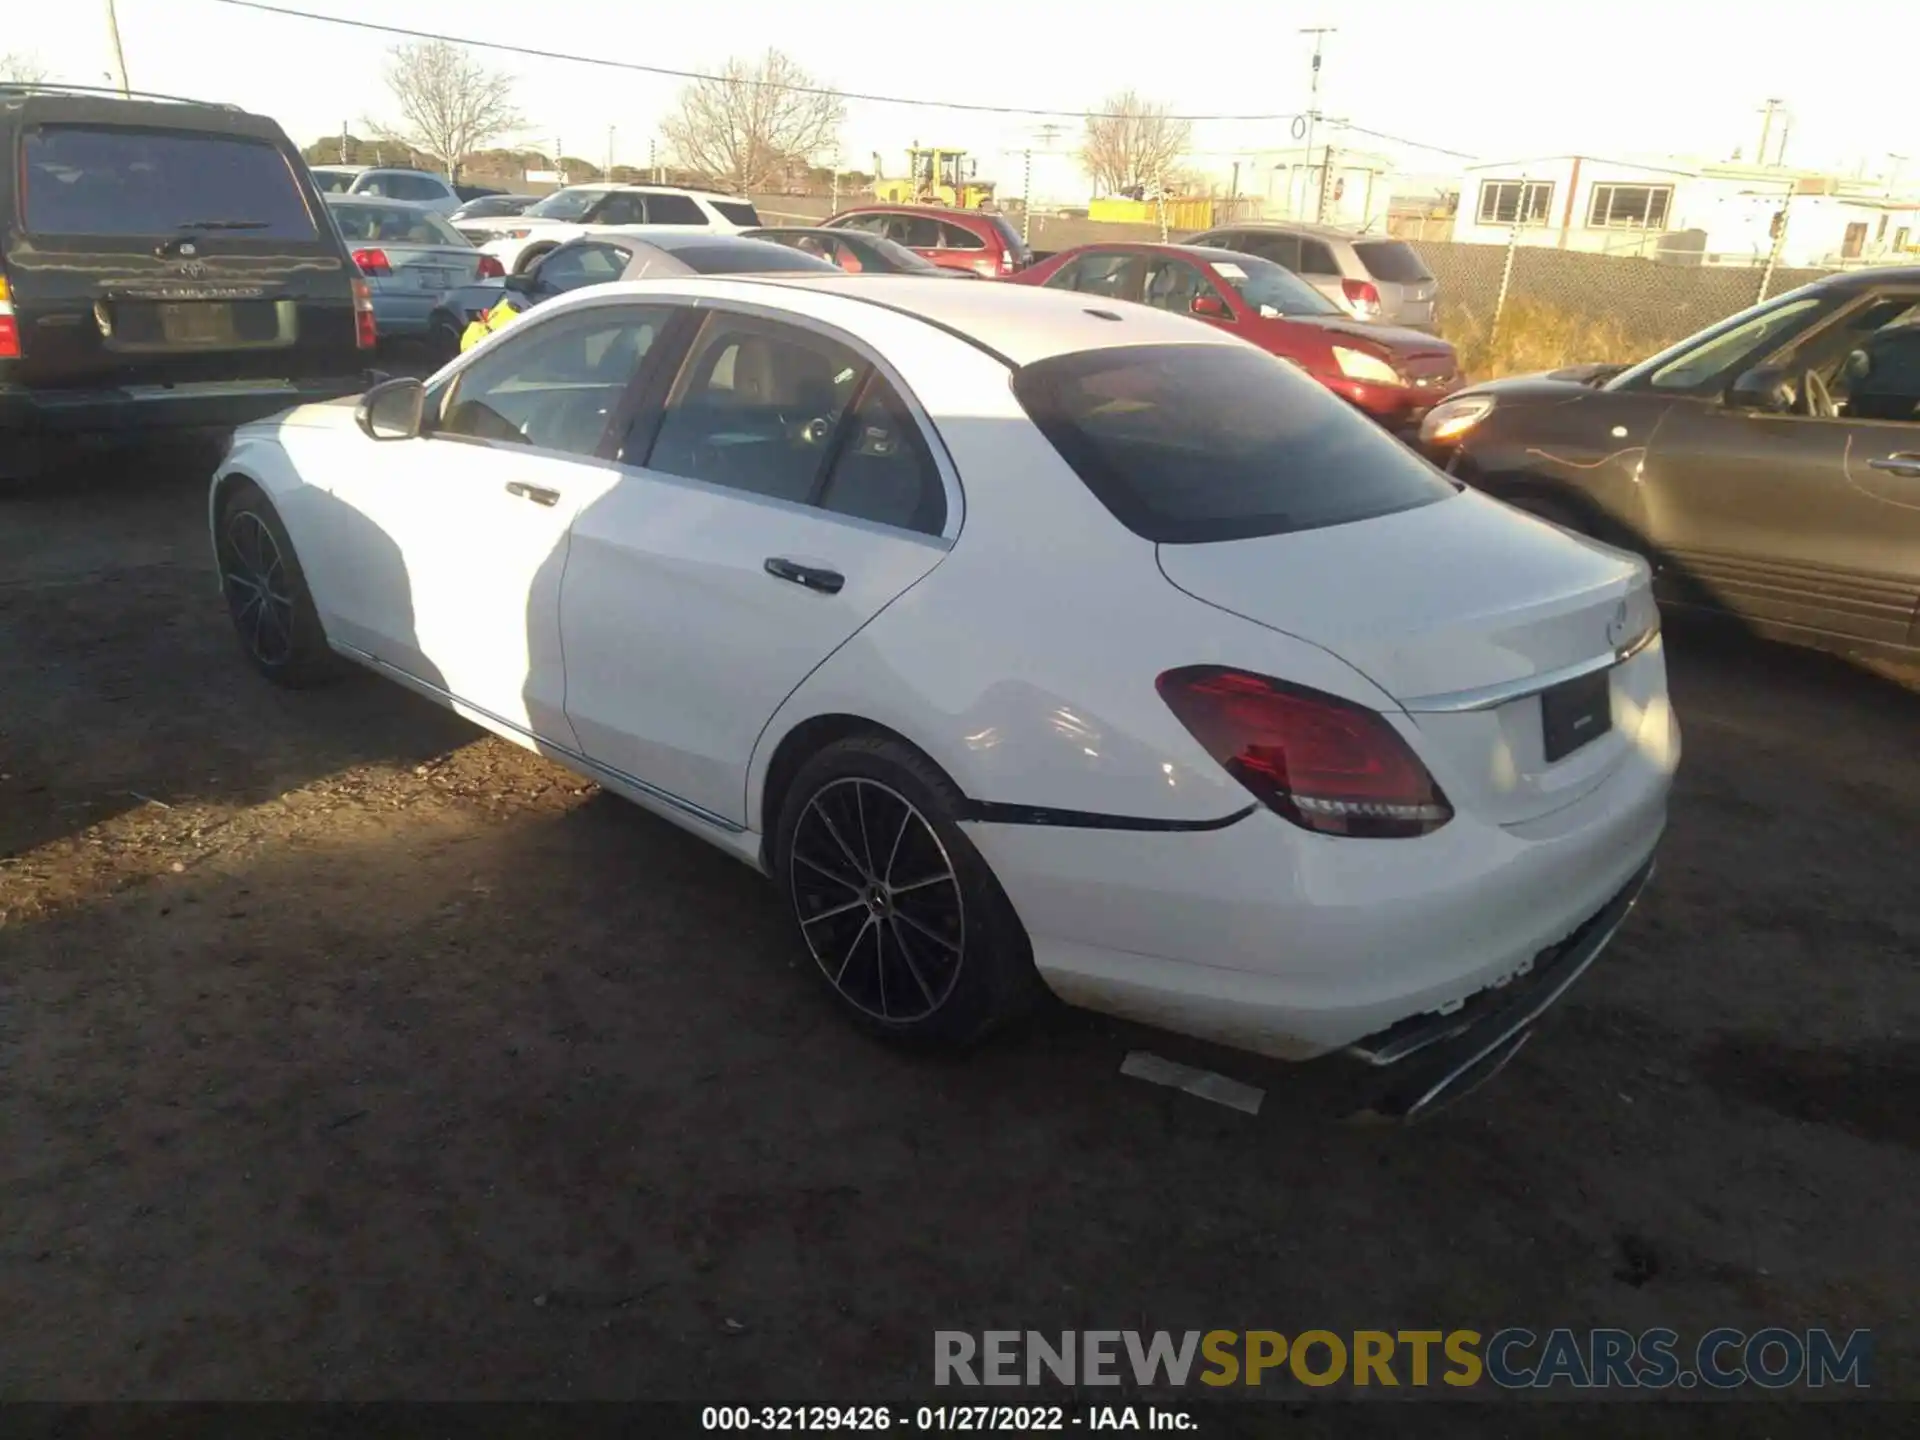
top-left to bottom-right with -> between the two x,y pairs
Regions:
1,85 -> 376,479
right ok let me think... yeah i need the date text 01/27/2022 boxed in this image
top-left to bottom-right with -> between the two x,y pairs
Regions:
700,1404 -> 1197,1431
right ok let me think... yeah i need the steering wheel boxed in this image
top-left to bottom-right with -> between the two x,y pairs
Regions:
1802,369 -> 1837,419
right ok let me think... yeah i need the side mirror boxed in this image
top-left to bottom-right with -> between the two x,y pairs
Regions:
356,376 -> 426,441
503,272 -> 538,296
1191,293 -> 1231,320
1727,365 -> 1796,414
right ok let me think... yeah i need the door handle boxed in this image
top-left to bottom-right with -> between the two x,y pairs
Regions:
1866,453 -> 1920,478
505,481 -> 560,507
764,557 -> 845,594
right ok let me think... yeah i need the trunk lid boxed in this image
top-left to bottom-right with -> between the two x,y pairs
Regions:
362,243 -> 487,296
5,107 -> 358,389
1156,490 -> 1658,825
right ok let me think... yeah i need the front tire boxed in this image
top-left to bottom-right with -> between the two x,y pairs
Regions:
773,735 -> 1044,1048
216,481 -> 341,688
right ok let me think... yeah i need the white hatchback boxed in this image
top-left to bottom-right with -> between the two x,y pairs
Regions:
208,277 -> 1679,1117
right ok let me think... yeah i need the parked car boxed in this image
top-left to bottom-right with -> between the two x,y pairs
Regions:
746,226 -> 973,277
457,185 -> 762,274
449,193 -> 539,225
822,205 -> 1033,278
1,85 -> 374,481
208,275 -> 1676,1118
307,166 -> 463,215
1419,267 -> 1920,661
1186,221 -> 1439,329
325,196 -> 501,347
423,231 -> 837,360
1013,243 -> 1460,431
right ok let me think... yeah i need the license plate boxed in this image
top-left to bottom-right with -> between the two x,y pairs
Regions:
1540,669 -> 1613,762
412,268 -> 452,290
159,302 -> 236,344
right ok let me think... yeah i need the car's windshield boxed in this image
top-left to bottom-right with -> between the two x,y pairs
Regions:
525,188 -> 607,221
1609,292 -> 1828,391
1206,254 -> 1341,317
309,169 -> 358,194
329,201 -> 468,247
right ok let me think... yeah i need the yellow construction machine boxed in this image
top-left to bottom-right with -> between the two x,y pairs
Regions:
873,146 -> 995,208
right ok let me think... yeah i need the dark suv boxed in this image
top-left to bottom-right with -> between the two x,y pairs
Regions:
2,86 -> 374,478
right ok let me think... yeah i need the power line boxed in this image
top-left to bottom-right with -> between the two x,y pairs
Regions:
1333,121 -> 1477,161
203,0 -> 1312,123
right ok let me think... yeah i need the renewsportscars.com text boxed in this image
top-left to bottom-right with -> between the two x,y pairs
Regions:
934,1328 -> 1872,1391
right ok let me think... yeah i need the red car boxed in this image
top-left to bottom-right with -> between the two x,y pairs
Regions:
822,204 -> 1033,278
1011,243 -> 1461,430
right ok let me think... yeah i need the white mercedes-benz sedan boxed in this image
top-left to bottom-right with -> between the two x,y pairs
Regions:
208,276 -> 1680,1117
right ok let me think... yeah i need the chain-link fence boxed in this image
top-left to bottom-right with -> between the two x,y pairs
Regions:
1403,241 -> 1837,378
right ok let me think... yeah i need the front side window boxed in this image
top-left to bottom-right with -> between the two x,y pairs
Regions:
1776,294 -> 1920,422
436,307 -> 668,454
1587,184 -> 1673,231
535,243 -> 630,292
1477,179 -> 1555,226
23,127 -> 317,239
1141,259 -> 1228,317
1013,343 -> 1456,544
526,188 -> 607,221
1616,294 -> 1828,392
644,319 -> 868,505
591,193 -> 646,225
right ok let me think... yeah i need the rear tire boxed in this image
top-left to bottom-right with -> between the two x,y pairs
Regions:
215,481 -> 342,688
772,734 -> 1045,1049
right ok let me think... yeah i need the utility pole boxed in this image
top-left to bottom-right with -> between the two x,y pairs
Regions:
1298,27 -> 1335,219
606,126 -> 616,182
104,0 -> 131,97
649,138 -> 658,184
1756,98 -> 1785,168
339,121 -> 349,165
1022,150 -> 1033,243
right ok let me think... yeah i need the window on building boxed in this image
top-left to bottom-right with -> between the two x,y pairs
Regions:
1586,184 -> 1674,230
1896,227 -> 1912,252
1477,179 -> 1555,227
1842,223 -> 1869,260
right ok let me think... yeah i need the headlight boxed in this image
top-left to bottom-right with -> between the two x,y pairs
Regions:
1419,395 -> 1495,445
1332,346 -> 1401,385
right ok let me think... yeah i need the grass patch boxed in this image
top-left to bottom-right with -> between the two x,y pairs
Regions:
1439,297 -> 1646,381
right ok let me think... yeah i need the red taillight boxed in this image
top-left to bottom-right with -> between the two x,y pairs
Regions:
1157,666 -> 1452,838
0,274 -> 18,359
1341,278 -> 1383,319
474,254 -> 505,279
351,247 -> 392,277
998,250 -> 1014,275
352,277 -> 377,349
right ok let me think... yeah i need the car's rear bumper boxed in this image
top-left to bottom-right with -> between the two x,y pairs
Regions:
2,375 -> 373,434
961,701 -> 1677,1066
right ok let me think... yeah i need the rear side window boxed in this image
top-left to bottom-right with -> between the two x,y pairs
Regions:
644,194 -> 707,225
1297,238 -> 1338,275
939,222 -> 987,250
1012,344 -> 1456,544
1353,240 -> 1433,284
711,200 -> 761,226
666,242 -> 839,274
23,126 -> 317,239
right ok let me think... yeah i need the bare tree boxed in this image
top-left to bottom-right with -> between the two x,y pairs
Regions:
1,51 -> 49,84
661,50 -> 844,196
371,41 -> 523,181
1079,90 -> 1192,198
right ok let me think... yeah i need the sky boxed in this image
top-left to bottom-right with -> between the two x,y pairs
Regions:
16,0 -> 1920,195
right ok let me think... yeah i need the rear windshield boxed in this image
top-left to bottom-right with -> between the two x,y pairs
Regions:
711,200 -> 761,226
23,126 -> 318,239
1352,240 -> 1432,284
1012,344 -> 1456,544
673,242 -> 838,274
329,201 -> 468,247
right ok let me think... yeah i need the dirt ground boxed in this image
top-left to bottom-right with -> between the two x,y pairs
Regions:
1,457 -> 1915,1418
